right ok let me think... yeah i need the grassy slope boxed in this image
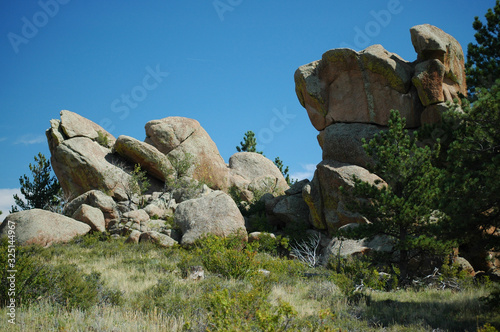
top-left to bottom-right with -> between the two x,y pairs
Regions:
1,234 -> 499,331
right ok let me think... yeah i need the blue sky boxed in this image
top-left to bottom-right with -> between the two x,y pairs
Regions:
0,0 -> 494,216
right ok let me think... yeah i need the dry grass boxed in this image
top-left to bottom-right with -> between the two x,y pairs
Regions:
2,302 -> 188,332
1,235 -> 499,331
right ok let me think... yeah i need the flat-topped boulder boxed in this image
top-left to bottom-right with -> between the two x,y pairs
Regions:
295,24 -> 466,131
295,44 -> 420,130
0,209 -> 91,247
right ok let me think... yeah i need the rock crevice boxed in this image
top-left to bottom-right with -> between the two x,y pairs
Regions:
295,24 -> 467,235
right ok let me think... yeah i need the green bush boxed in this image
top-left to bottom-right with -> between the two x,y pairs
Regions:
177,253 -> 203,278
195,233 -> 257,279
481,283 -> 500,312
0,239 -> 121,310
201,246 -> 257,279
50,265 -> 122,310
282,222 -> 312,242
247,210 -> 274,232
254,253 -> 306,286
163,215 -> 180,230
327,255 -> 396,298
478,323 -> 499,332
249,233 -> 290,257
139,276 -> 180,312
205,277 -> 297,331
136,275 -> 205,321
72,231 -> 112,248
167,152 -> 195,178
0,240 -> 53,307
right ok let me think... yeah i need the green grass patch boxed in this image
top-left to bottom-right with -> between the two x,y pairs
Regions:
1,233 -> 499,331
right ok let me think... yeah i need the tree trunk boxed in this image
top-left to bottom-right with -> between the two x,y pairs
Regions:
399,226 -> 409,283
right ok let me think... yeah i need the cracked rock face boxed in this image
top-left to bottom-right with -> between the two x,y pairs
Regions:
46,111 -> 289,207
295,44 -> 421,130
46,110 -> 130,201
294,24 -> 466,131
145,116 -> 231,190
295,24 -> 467,234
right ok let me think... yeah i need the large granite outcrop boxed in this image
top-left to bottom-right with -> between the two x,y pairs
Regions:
295,24 -> 467,235
46,111 -> 288,204
295,24 -> 466,131
40,110 -> 290,244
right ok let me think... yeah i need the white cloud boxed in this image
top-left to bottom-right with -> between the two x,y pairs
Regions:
15,134 -> 45,145
0,188 -> 21,222
0,137 -> 7,143
290,163 -> 317,181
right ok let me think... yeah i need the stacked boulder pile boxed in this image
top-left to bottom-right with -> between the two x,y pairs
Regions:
295,24 -> 466,235
2,110 -> 289,247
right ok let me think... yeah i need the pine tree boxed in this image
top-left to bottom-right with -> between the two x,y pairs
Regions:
439,81 -> 500,252
465,0 -> 500,97
236,131 -> 262,154
429,3 -> 500,267
341,110 -> 453,282
11,152 -> 61,212
274,157 -> 294,186
236,131 -> 295,185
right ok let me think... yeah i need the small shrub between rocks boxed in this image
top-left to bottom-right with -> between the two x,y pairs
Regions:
96,130 -> 109,147
248,232 -> 290,257
247,210 -> 274,232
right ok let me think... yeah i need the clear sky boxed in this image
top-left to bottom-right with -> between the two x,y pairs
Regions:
0,0 -> 494,217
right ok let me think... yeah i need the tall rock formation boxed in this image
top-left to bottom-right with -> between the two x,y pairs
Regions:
294,24 -> 467,234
